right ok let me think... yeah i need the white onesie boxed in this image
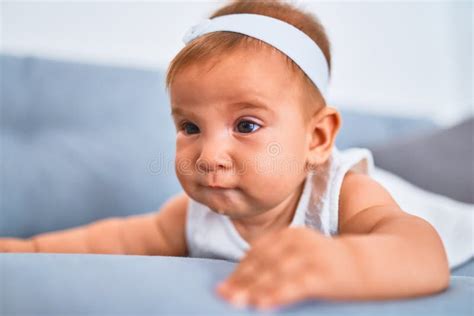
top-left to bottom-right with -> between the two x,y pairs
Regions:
185,146 -> 474,268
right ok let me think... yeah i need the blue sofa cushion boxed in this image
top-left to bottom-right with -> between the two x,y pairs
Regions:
0,253 -> 472,315
1,55 -> 182,237
367,118 -> 474,204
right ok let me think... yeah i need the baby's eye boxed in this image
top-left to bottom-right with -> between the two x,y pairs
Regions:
235,120 -> 261,134
181,122 -> 200,135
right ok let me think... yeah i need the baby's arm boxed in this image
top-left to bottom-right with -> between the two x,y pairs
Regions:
0,192 -> 189,256
331,172 -> 450,297
217,171 -> 450,309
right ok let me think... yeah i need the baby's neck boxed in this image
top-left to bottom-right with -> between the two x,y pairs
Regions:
230,180 -> 306,244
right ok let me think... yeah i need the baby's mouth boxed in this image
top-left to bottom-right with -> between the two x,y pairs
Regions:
208,185 -> 229,189
205,186 -> 235,197
205,181 -> 235,189
200,181 -> 237,190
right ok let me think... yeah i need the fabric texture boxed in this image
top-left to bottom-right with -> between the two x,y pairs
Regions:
186,146 -> 374,261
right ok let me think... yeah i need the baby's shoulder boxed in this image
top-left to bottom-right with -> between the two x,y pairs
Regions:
337,170 -> 401,233
157,191 -> 189,218
154,191 -> 190,255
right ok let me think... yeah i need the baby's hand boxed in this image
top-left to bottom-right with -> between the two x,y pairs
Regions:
216,227 -> 333,311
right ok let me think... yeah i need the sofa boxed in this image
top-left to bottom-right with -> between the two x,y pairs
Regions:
1,53 -> 472,315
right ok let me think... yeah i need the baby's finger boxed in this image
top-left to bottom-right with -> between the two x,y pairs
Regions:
244,259 -> 296,303
247,259 -> 320,308
217,256 -> 260,298
254,279 -> 309,310
243,269 -> 276,305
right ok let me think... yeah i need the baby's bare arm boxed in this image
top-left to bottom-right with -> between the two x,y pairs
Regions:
333,172 -> 450,298
0,192 -> 189,256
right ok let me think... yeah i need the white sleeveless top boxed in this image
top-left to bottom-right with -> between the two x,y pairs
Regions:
185,146 -> 375,261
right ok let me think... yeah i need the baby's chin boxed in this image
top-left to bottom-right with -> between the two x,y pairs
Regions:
209,206 -> 262,220
202,190 -> 243,216
192,186 -> 259,218
207,200 -> 270,220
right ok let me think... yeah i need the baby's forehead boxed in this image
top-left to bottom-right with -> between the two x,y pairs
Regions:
172,47 -> 304,100
185,44 -> 295,77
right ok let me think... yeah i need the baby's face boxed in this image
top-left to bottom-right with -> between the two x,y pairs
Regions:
170,47 -> 311,219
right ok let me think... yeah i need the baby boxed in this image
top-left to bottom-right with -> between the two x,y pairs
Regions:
0,0 -> 450,311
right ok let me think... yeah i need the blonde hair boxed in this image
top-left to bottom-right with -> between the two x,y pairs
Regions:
166,0 -> 331,110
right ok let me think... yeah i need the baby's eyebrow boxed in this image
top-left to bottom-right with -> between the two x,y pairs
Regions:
229,101 -> 272,113
170,107 -> 186,117
170,100 -> 273,117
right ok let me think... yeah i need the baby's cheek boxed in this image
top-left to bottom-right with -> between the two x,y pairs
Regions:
250,150 -> 305,178
243,156 -> 301,197
175,156 -> 194,178
260,150 -> 306,187
174,156 -> 199,198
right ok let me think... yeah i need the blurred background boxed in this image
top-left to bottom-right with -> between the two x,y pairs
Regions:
2,0 -> 472,125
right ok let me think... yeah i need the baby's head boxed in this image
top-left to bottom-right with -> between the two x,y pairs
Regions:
166,0 -> 341,219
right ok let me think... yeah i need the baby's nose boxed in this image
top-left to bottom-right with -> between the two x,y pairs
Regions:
196,143 -> 233,173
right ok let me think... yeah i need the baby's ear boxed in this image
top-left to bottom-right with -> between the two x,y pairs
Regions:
305,106 -> 341,166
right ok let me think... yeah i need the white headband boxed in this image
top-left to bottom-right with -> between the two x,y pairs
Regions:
182,13 -> 329,99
